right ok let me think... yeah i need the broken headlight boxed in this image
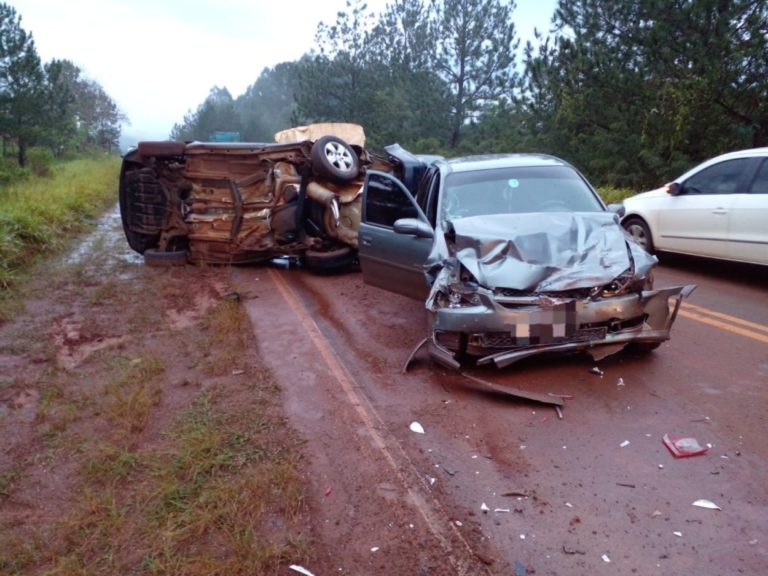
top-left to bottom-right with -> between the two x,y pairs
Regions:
592,268 -> 641,298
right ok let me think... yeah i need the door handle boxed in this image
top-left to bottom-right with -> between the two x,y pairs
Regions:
711,208 -> 728,215
361,235 -> 372,246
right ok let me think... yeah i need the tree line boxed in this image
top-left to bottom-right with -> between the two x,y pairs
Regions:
173,0 -> 766,189
0,3 -> 125,173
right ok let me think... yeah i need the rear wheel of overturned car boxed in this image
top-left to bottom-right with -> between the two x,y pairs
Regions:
310,136 -> 359,183
144,248 -> 188,267
303,246 -> 356,273
623,217 -> 654,253
119,165 -> 167,254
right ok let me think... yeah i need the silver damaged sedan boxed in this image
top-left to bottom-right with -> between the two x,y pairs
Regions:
358,152 -> 696,369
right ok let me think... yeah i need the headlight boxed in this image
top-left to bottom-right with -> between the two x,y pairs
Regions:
446,282 -> 482,308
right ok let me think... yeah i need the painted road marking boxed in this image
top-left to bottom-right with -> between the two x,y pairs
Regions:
268,269 -> 477,575
680,302 -> 768,344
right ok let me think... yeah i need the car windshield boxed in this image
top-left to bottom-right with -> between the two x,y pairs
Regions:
440,165 -> 603,221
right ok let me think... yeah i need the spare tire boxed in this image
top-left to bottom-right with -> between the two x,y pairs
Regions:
310,136 -> 359,183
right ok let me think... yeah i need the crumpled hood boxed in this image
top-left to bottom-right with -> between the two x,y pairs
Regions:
429,212 -> 656,292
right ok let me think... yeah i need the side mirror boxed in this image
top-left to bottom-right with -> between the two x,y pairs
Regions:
393,217 -> 434,239
607,203 -> 626,217
665,182 -> 682,196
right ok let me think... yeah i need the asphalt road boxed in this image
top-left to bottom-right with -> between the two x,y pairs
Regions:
237,255 -> 767,575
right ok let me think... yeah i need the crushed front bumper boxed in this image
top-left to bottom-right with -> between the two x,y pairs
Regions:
427,284 -> 696,369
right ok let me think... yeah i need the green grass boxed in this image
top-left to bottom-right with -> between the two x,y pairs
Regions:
0,155 -> 120,294
597,185 -> 637,204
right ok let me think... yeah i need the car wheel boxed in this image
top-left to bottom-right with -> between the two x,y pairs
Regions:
310,136 -> 359,183
119,166 -> 167,254
144,248 -> 188,267
303,246 -> 356,273
623,217 -> 654,253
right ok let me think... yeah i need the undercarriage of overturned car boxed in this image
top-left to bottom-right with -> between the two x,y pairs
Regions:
119,124 -> 400,271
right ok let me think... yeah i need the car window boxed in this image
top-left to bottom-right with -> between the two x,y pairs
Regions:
748,159 -> 768,194
440,165 -> 603,221
683,158 -> 751,195
364,172 -> 420,227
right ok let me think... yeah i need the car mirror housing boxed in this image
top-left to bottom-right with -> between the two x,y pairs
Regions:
607,203 -> 626,217
665,182 -> 682,196
393,218 -> 434,239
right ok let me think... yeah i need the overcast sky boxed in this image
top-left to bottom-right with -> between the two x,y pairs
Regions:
11,0 -> 557,144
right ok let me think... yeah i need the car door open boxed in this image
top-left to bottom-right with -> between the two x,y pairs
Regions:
358,171 -> 433,300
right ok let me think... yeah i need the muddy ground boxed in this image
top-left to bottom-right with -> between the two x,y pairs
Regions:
1,207 -> 767,575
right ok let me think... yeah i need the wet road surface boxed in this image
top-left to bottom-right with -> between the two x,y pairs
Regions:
237,256 -> 767,575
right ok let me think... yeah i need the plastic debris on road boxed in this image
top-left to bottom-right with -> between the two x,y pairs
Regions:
590,367 -> 604,376
481,502 -> 490,513
693,499 -> 722,510
289,565 -> 315,576
409,421 -> 425,434
620,440 -> 631,448
602,553 -> 611,563
662,434 -> 709,458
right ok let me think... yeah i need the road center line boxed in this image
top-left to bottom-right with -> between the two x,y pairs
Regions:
678,304 -> 768,344
682,302 -> 768,333
268,269 -> 480,574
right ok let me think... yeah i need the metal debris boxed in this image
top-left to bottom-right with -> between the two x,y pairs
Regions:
692,499 -> 721,510
460,372 -> 565,407
663,434 -> 709,458
409,421 -> 425,434
289,566 -> 316,576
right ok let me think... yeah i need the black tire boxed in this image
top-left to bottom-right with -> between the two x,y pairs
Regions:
144,248 -> 188,267
119,165 -> 167,254
310,136 -> 359,183
623,217 -> 654,253
303,246 -> 356,273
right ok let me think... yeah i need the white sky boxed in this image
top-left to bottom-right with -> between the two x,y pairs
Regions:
11,0 -> 557,145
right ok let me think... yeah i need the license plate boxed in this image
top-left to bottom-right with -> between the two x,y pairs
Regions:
512,302 -> 577,344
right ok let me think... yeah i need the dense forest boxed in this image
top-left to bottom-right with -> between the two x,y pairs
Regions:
0,3 -> 124,176
171,0 -> 768,189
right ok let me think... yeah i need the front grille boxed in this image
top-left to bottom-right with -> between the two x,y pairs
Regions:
472,326 -> 608,350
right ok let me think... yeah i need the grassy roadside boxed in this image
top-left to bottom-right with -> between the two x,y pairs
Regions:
0,156 -> 121,317
0,160 -> 311,574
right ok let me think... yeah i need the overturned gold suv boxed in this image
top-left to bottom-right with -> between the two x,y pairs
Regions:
119,123 -> 395,271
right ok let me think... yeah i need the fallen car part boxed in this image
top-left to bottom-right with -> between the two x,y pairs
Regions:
662,434 -> 709,458
458,372 -> 564,407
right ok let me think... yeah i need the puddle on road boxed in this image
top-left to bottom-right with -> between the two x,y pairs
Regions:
65,204 -> 144,275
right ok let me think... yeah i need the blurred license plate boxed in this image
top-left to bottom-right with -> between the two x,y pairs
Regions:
512,302 -> 577,344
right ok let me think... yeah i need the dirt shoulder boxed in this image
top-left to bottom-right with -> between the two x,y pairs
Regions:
0,209 -> 310,575
0,207 -> 477,576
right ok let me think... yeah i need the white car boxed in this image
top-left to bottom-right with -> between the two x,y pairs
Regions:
621,148 -> 768,265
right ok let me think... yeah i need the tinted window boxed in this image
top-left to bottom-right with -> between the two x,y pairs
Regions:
440,165 -> 603,221
748,159 -> 768,194
365,173 -> 419,227
683,158 -> 751,195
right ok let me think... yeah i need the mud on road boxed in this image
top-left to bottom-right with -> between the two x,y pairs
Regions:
2,207 -> 767,575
